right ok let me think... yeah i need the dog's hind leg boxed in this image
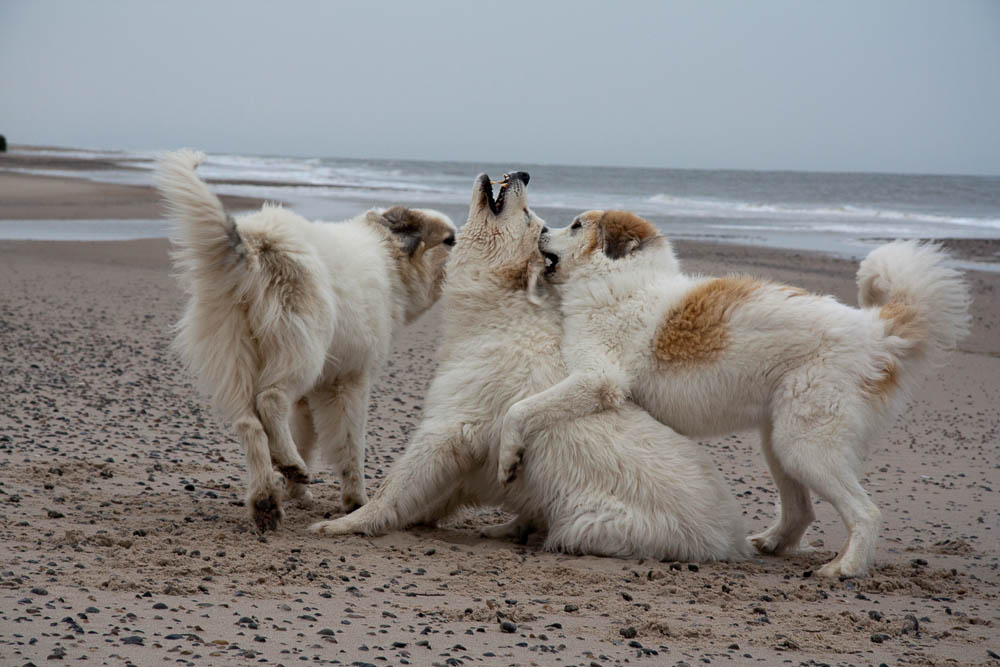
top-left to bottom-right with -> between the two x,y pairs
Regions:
256,386 -> 310,486
309,422 -> 473,536
286,397 -> 316,507
307,373 -> 371,513
771,412 -> 880,578
749,421 -> 815,555
234,412 -> 285,532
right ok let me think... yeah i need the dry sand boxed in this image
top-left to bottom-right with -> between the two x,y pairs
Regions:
0,170 -> 998,666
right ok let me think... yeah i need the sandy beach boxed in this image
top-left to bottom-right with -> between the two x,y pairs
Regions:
0,166 -> 998,666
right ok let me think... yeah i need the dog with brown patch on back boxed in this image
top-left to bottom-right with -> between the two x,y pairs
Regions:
307,175 -> 749,563
155,149 -> 455,531
498,209 -> 971,578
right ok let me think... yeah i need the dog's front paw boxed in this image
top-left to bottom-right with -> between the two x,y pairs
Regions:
309,516 -> 361,536
497,446 -> 525,487
497,418 -> 527,486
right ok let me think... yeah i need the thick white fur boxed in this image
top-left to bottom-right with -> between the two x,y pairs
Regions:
309,175 -> 749,562
155,149 -> 454,531
499,214 -> 971,577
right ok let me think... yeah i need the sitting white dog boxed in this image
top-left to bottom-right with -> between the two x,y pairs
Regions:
155,150 -> 455,531
310,175 -> 749,563
498,210 -> 970,577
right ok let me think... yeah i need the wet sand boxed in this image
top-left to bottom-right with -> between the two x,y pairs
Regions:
0,169 -> 998,666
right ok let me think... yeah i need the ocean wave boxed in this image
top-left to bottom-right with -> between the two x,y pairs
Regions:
645,194 -> 1000,230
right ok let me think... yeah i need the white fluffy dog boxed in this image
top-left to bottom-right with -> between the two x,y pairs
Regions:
498,209 -> 971,577
155,150 -> 456,531
309,174 -> 749,563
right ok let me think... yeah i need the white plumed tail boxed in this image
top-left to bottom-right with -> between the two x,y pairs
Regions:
154,149 -> 245,284
857,240 -> 971,369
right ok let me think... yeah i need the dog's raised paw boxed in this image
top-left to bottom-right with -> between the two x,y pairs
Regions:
278,464 -> 310,485
497,449 -> 525,487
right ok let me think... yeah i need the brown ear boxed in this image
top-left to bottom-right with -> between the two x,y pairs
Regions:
380,206 -> 455,256
598,210 -> 660,259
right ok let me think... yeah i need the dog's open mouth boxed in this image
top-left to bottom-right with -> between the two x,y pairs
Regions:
481,172 -> 529,216
542,250 -> 559,276
485,174 -> 510,215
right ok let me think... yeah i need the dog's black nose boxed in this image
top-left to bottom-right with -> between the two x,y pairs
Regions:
509,171 -> 529,186
541,226 -> 550,234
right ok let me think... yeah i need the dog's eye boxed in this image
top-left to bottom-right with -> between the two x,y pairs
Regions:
443,234 -> 456,246
570,220 -> 582,231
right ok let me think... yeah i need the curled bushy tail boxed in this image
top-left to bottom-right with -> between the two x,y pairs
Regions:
154,149 -> 245,286
857,240 -> 971,368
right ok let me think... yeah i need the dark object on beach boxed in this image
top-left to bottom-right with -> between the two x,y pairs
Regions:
0,135 -> 6,152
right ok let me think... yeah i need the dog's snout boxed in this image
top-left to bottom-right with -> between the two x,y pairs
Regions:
541,226 -> 550,235
509,171 -> 530,187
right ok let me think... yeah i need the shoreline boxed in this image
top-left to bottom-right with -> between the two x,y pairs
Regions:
2,167 -> 1000,270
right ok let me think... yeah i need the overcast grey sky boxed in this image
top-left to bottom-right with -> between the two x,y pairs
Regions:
2,1 -> 998,174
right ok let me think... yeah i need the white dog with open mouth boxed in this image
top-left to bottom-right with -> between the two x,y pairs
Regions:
155,150 -> 455,531
309,174 -> 749,562
497,209 -> 971,577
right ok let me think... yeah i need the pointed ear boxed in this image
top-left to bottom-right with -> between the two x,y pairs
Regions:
380,206 -> 456,256
598,210 -> 660,260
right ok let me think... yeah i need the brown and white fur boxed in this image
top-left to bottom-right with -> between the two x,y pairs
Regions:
499,210 -> 971,577
309,176 -> 749,563
155,149 -> 455,531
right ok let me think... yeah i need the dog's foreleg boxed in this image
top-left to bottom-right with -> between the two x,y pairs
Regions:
309,423 -> 472,537
497,370 -> 628,485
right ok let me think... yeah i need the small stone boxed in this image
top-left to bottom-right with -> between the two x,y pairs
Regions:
121,636 -> 144,645
870,633 -> 890,644
687,563 -> 699,572
152,602 -> 168,610
564,604 -> 579,612
620,626 -> 637,639
500,620 -> 517,633
30,587 -> 48,596
868,610 -> 883,621
47,510 -> 64,519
